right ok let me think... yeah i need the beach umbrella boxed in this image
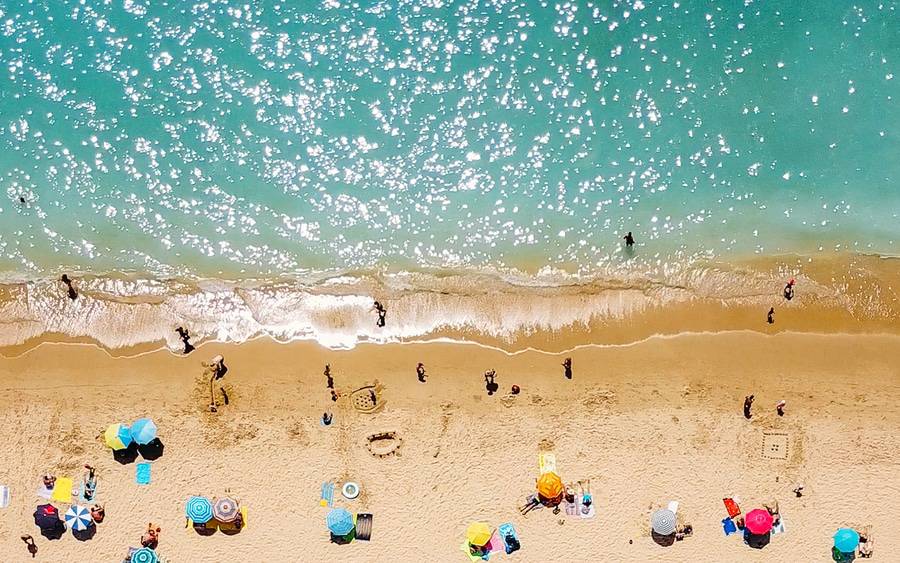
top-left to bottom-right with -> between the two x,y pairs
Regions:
536,472 -> 564,501
33,504 -> 60,528
185,496 -> 213,524
64,505 -> 93,532
104,423 -> 133,450
833,528 -> 860,553
326,508 -> 355,536
466,522 -> 492,547
651,509 -> 677,535
130,418 -> 158,445
131,547 -> 158,563
213,497 -> 239,523
744,509 -> 774,535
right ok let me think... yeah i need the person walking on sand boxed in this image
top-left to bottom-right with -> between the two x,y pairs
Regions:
20,535 -> 37,558
743,395 -> 754,419
484,369 -> 499,396
767,307 -> 775,324
324,364 -> 334,389
776,400 -> 786,416
60,274 -> 78,300
562,357 -> 572,379
416,362 -> 427,383
373,300 -> 387,327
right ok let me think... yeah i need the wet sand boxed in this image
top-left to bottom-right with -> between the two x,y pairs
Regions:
0,331 -> 897,561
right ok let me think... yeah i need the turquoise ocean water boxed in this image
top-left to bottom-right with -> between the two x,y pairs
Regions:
0,0 -> 898,349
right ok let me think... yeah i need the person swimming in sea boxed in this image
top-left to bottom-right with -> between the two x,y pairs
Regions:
60,274 -> 78,300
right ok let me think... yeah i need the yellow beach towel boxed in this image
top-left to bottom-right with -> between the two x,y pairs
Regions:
538,452 -> 557,475
50,477 -> 73,503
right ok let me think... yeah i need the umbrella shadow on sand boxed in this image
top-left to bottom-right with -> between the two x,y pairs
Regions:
193,523 -> 217,537
73,526 -> 97,542
651,531 -> 676,547
746,532 -> 771,549
113,443 -> 140,465
39,524 -> 65,541
137,438 -> 165,460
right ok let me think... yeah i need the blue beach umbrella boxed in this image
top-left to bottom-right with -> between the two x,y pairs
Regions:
131,547 -> 159,563
64,505 -> 93,532
186,496 -> 213,524
326,508 -> 355,536
130,418 -> 158,445
833,528 -> 859,553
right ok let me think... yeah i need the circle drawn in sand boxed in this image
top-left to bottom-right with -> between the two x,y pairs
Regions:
366,432 -> 402,458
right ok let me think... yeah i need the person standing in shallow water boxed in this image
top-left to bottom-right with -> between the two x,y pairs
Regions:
175,327 -> 195,354
767,308 -> 775,324
60,274 -> 77,300
623,231 -> 635,247
373,300 -> 387,327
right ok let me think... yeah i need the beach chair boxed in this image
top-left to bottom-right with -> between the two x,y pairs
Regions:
356,513 -> 372,541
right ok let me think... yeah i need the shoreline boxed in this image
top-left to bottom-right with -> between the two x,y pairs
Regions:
1,251 -> 898,356
0,332 -> 897,561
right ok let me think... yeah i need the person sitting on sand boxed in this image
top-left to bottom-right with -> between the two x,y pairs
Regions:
90,504 -> 105,523
510,384 -> 520,395
141,523 -> 160,549
43,474 -> 56,490
776,400 -> 786,416
675,523 -> 693,541
416,362 -> 427,383
857,526 -> 874,558
373,300 -> 387,327
578,480 -> 592,514
20,535 -> 37,558
60,274 -> 78,300
322,411 -> 333,426
562,357 -> 572,379
564,484 -> 576,504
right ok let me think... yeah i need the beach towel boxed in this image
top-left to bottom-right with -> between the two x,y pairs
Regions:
722,517 -> 737,536
320,482 -> 335,507
240,506 -> 248,529
723,498 -> 741,518
538,452 -> 557,475
565,500 -> 579,517
77,480 -> 99,502
487,530 -> 505,554
772,517 -> 785,535
50,477 -> 73,503
498,523 -> 520,554
667,500 -> 679,514
355,513 -> 372,541
578,495 -> 595,519
0,485 -> 9,508
37,484 -> 53,500
136,463 -> 151,485
459,542 -> 490,561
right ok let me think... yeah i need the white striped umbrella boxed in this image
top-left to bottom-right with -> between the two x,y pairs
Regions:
64,505 -> 93,532
651,509 -> 677,535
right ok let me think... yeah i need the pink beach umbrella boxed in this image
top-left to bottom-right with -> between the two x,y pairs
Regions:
744,509 -> 773,535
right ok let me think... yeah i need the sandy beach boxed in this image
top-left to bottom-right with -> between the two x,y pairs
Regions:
0,331 -> 897,562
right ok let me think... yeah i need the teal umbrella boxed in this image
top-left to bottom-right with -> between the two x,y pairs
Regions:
131,547 -> 158,563
833,528 -> 859,553
185,496 -> 213,524
326,508 -> 354,535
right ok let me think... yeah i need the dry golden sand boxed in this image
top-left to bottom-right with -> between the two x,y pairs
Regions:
0,332 -> 898,562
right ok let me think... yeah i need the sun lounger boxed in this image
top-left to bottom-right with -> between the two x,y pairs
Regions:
0,485 -> 9,508
136,463 -> 151,485
356,513 -> 372,541
50,477 -> 73,503
538,452 -> 557,475
498,523 -> 520,554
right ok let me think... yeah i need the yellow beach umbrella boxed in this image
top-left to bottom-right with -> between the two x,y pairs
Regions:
104,423 -> 133,450
466,522 -> 492,546
536,471 -> 564,501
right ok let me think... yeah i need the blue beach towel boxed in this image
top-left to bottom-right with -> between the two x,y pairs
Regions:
136,463 -> 151,485
77,481 -> 99,502
498,522 -> 520,554
722,517 -> 737,536
320,482 -> 335,507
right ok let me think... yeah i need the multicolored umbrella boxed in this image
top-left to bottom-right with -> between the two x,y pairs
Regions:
326,508 -> 355,536
465,522 -> 492,546
64,505 -> 93,532
131,547 -> 158,563
536,472 -> 564,501
833,528 -> 860,553
744,509 -> 774,535
213,497 -> 239,523
104,423 -> 133,450
130,418 -> 158,445
33,504 -> 60,529
185,496 -> 213,524
651,509 -> 677,535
